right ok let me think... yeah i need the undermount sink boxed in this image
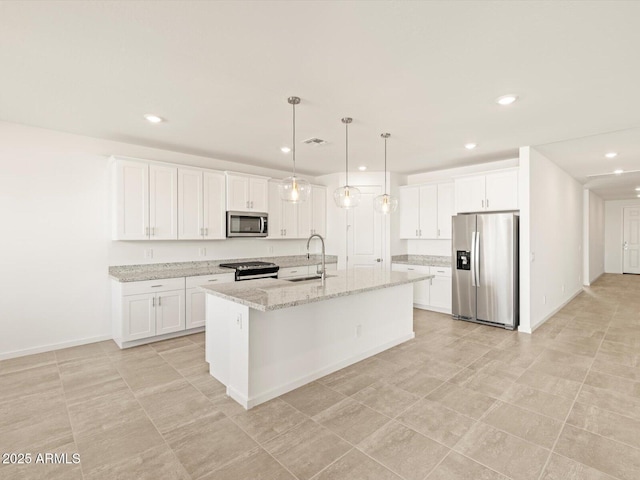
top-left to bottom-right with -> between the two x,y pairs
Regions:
284,274 -> 337,283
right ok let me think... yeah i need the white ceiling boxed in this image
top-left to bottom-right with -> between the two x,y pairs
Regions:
1,1 -> 639,197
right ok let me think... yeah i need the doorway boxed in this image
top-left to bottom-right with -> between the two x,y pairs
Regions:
346,185 -> 385,269
623,206 -> 640,274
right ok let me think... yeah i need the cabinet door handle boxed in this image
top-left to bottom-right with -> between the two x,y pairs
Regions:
486,198 -> 489,208
481,199 -> 485,208
250,201 -> 254,208
419,229 -> 422,237
152,297 -> 155,307
437,229 -> 440,237
145,227 -> 150,236
430,278 -> 433,286
246,200 -> 249,208
151,227 -> 156,236
205,228 -> 209,236
158,296 -> 161,306
416,229 -> 418,237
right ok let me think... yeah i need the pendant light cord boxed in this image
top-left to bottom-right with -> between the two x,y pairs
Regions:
292,101 -> 296,178
384,136 -> 387,194
345,121 -> 349,186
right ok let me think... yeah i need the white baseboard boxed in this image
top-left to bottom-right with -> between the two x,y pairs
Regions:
525,288 -> 584,334
0,334 -> 112,361
583,272 -> 604,287
240,332 -> 415,410
117,327 -> 205,349
414,303 -> 452,315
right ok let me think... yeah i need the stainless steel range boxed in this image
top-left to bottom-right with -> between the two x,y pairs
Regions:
218,261 -> 279,281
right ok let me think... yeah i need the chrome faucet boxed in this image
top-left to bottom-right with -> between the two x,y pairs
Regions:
306,233 -> 326,285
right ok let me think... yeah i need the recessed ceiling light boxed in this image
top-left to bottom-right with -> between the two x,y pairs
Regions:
358,166 -> 367,171
144,114 -> 164,124
464,143 -> 477,150
280,146 -> 291,153
614,169 -> 624,175
605,152 -> 618,159
636,187 -> 640,191
496,94 -> 518,106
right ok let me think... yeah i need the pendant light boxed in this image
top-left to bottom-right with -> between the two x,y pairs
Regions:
278,96 -> 310,203
373,133 -> 398,214
333,117 -> 361,208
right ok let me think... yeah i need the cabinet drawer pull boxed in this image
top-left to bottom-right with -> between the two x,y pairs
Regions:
408,268 -> 415,271
436,270 -> 445,273
150,285 -> 163,288
208,279 -> 218,282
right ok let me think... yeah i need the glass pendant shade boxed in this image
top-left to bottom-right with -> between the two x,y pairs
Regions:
373,193 -> 398,214
280,96 -> 309,203
373,132 -> 398,215
335,117 -> 361,208
333,185 -> 361,209
279,175 -> 311,203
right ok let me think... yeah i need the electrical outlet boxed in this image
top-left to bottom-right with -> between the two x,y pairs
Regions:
199,248 -> 206,257
144,249 -> 153,259
268,246 -> 274,254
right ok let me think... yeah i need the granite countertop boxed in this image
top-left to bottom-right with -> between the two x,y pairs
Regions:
200,269 -> 434,312
391,255 -> 452,268
109,255 -> 338,282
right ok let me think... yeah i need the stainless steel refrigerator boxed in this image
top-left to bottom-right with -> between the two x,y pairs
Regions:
452,213 -> 519,330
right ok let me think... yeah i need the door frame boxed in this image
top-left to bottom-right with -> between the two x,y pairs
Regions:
622,205 -> 640,274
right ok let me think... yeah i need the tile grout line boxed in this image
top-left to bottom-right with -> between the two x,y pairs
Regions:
534,302 -> 620,480
54,351 -> 88,480
107,348 -> 195,480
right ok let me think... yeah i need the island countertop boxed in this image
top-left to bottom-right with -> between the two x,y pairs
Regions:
200,268 -> 433,312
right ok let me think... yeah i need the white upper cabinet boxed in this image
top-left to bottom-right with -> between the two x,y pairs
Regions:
454,168 -> 518,213
436,182 -> 454,239
226,173 -> 269,212
113,159 -> 149,240
112,158 -> 177,240
178,168 -> 225,240
485,170 -> 519,212
268,182 -> 326,239
399,183 -> 452,239
399,186 -> 420,239
149,164 -> 178,240
267,180 -> 299,238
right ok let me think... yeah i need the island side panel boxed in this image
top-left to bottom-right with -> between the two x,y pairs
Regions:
206,294 -> 250,406
247,283 -> 414,408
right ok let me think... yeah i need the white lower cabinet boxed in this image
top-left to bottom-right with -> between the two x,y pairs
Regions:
116,278 -> 186,344
392,264 -> 452,314
185,273 -> 235,329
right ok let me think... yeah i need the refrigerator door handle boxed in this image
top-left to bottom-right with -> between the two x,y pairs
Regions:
471,231 -> 477,287
474,231 -> 481,286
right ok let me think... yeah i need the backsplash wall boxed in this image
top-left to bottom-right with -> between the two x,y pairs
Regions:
109,238 -> 322,266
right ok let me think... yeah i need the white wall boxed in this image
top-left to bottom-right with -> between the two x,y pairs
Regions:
604,198 -> 640,273
0,121 -> 314,359
583,190 -> 605,285
519,147 -> 583,333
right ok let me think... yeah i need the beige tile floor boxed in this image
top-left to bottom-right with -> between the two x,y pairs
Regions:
1,273 -> 640,480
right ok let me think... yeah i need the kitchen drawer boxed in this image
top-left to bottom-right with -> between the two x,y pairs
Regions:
393,264 -> 430,274
120,277 -> 185,296
430,266 -> 452,277
278,266 -> 310,279
186,273 -> 235,288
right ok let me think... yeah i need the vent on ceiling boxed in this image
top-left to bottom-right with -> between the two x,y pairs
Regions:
303,137 -> 328,146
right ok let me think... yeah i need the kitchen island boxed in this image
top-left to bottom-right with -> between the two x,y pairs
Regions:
202,268 -> 433,409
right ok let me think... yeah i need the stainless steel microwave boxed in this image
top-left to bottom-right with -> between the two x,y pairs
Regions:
226,211 -> 268,237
